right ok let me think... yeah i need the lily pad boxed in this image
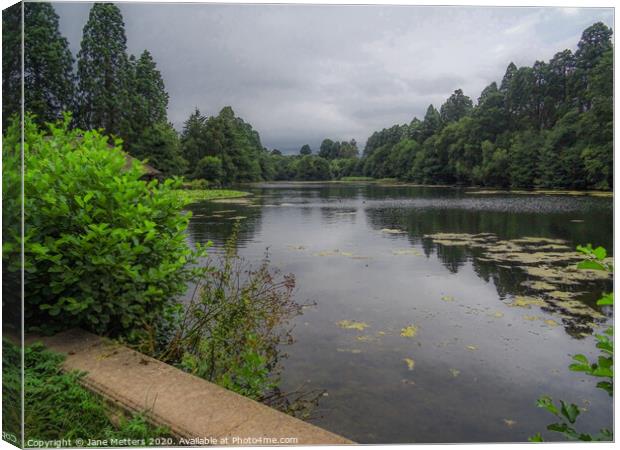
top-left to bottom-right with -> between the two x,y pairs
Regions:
449,368 -> 460,378
441,295 -> 455,302
466,345 -> 478,351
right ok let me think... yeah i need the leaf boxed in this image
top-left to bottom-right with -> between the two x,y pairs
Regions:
592,246 -> 607,260
560,401 -> 580,424
528,433 -> 544,442
597,293 -> 613,306
536,396 -> 559,416
577,260 -> 606,271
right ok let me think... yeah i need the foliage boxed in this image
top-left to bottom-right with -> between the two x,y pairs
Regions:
180,107 -> 266,183
137,226 -> 321,417
131,122 -> 187,176
171,189 -> 249,204
76,3 -> 132,138
1,339 -> 171,445
2,2 -> 75,132
530,244 -> 613,442
2,116 -> 205,336
357,22 -> 613,190
3,2 -> 75,132
193,155 -> 224,185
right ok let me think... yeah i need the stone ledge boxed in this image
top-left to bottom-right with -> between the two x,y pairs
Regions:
31,329 -> 353,446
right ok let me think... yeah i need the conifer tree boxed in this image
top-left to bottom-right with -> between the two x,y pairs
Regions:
3,2 -> 74,130
76,3 -> 131,138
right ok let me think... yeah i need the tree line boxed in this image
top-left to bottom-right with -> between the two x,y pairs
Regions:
359,22 -> 613,190
3,2 -> 613,189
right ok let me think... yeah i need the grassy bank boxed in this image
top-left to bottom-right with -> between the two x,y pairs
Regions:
3,340 -> 171,446
173,189 -> 250,204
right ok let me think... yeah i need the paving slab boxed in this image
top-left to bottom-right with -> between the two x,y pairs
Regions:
32,329 -> 353,446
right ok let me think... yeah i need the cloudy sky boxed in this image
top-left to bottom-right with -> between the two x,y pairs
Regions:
53,2 -> 613,153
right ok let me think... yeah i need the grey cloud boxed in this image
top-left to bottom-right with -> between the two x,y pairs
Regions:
53,2 -> 613,153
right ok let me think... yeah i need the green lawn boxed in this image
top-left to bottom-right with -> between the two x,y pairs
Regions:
3,340 -> 171,447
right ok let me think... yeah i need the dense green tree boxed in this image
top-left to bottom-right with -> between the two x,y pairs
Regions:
76,3 -> 132,138
2,3 -> 21,132
357,22 -> 612,191
299,144 -> 312,155
318,138 -> 338,159
126,50 -> 169,146
294,155 -> 332,180
194,156 -> 224,184
440,89 -> 473,124
180,108 -> 208,169
3,2 -> 75,130
131,122 -> 186,176
419,105 -> 442,141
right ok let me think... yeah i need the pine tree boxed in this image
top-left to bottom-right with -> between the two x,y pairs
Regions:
180,108 -> 208,169
2,3 -> 22,132
131,50 -> 168,130
24,2 -> 75,125
3,2 -> 74,131
76,3 -> 131,138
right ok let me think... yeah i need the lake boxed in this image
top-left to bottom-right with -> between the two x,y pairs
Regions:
185,182 -> 613,444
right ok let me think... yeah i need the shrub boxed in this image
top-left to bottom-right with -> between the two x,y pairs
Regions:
2,115 -> 206,336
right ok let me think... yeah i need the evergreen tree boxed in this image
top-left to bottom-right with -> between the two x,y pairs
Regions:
76,3 -> 131,138
131,50 -> 169,130
440,89 -> 473,124
2,3 -> 22,132
300,144 -> 312,155
180,108 -> 208,169
3,2 -> 74,130
131,122 -> 186,176
420,105 -> 442,141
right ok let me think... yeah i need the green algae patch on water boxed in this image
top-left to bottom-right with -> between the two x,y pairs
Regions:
544,319 -> 560,327
441,295 -> 455,302
400,325 -> 418,338
338,320 -> 369,331
449,368 -> 461,378
392,249 -> 423,256
403,358 -> 415,370
337,348 -> 363,354
381,228 -> 406,234
509,296 -> 547,308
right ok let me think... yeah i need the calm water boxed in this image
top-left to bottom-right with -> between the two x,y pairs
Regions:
185,183 -> 613,444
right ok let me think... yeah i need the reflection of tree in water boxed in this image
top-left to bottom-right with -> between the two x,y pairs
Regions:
364,206 -> 612,339
185,197 -> 264,251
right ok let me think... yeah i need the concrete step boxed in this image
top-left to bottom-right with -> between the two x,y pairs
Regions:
32,329 -> 353,445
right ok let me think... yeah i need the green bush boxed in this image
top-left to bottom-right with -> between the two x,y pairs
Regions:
2,115 -> 205,336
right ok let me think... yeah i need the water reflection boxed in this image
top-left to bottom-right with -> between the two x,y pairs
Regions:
185,183 -> 613,443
